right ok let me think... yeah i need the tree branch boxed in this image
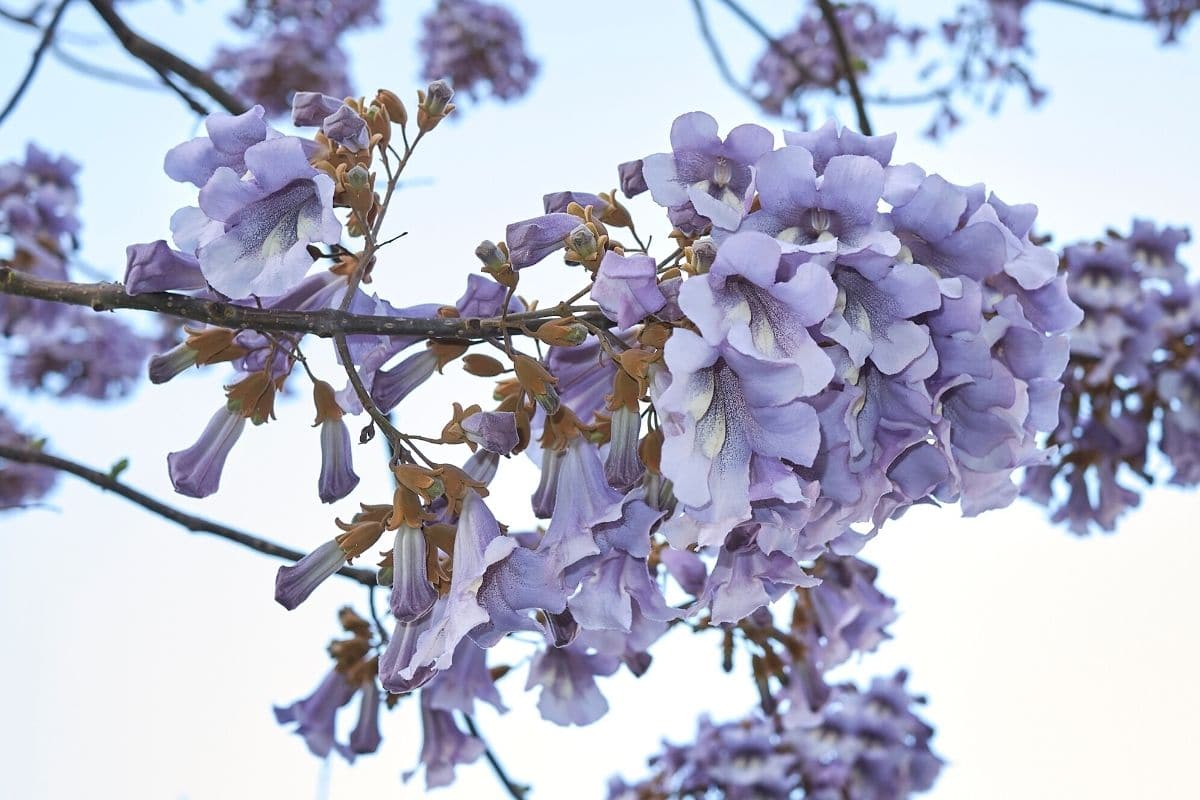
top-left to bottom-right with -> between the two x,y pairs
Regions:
84,0 -> 246,115
0,443 -> 377,585
0,0 -> 73,128
815,0 -> 873,135
0,266 -> 608,340
461,713 -> 528,799
1039,0 -> 1148,23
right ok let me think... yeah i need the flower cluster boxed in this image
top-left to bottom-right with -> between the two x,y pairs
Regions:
212,0 -> 381,114
1142,1 -> 1200,41
125,102 -> 1076,794
750,1 -> 922,127
418,0 -> 539,106
610,672 -> 940,800
0,409 -> 57,510
2,144 -> 155,399
1023,220 -> 1196,533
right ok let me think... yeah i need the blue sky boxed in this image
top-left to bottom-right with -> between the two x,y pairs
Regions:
1,1 -> 1198,798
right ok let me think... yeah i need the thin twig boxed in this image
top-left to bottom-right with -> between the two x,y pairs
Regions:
690,0 -> 754,99
815,0 -> 873,135
1039,0 -> 1148,22
0,266 -> 612,340
0,443 -> 376,585
461,713 -> 528,799
714,0 -> 817,86
84,0 -> 246,114
0,0 -> 72,128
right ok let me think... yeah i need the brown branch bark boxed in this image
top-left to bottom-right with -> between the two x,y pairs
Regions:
0,267 -> 606,340
84,0 -> 246,115
815,0 -> 873,136
0,443 -> 377,585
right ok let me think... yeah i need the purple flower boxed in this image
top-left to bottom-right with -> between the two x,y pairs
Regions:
290,91 -> 344,127
211,26 -> 352,117
617,159 -> 647,197
124,241 -> 207,295
406,691 -> 485,788
424,639 -> 507,714
342,677 -> 382,760
591,251 -> 667,329
273,668 -> 357,758
274,540 -> 346,610
504,212 -> 579,269
654,330 -> 820,548
0,409 -> 57,510
461,410 -> 519,455
192,136 -> 341,298
321,104 -> 371,151
418,0 -> 539,105
641,112 -> 773,232
167,405 -> 247,498
390,525 -> 438,622
526,643 -> 620,726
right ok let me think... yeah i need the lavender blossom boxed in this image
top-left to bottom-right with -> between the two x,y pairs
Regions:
406,691 -> 485,788
591,251 -> 667,329
0,409 -> 57,510
167,405 -> 247,498
418,0 -> 538,105
273,667 -> 357,758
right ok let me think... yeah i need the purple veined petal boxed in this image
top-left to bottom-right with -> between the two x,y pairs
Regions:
317,418 -> 359,503
890,173 -> 968,244
241,137 -> 318,193
167,405 -> 246,498
536,437 -> 624,575
390,526 -> 438,623
198,172 -> 340,299
169,205 -> 223,254
124,240 -> 207,295
274,539 -> 347,610
820,155 -> 886,236
722,122 -> 774,165
455,273 -> 514,318
784,119 -> 897,171
687,183 -> 746,232
163,105 -> 271,187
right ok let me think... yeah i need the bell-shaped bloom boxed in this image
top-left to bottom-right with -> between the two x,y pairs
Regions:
167,405 -> 246,498
424,639 -> 508,714
744,146 -> 898,256
604,404 -> 643,489
655,331 -> 821,548
390,526 -> 438,622
679,231 -> 836,395
195,137 -> 341,298
526,643 -> 620,726
340,678 -> 382,761
273,667 -> 357,758
406,691 -> 485,789
316,418 -> 359,504
569,549 -> 681,633
322,104 -> 371,151
698,528 -> 819,624
505,212 -> 580,269
461,410 -> 519,455
274,540 -> 347,610
379,615 -> 436,694
124,240 -> 208,295
591,251 -> 667,329
536,437 -> 624,574
371,348 -> 439,414
641,111 -> 773,231
403,491 -> 518,678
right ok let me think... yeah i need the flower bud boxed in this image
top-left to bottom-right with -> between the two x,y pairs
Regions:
566,224 -> 599,263
417,80 -> 456,131
463,353 -> 507,377
474,240 -> 509,271
376,89 -> 408,126
534,317 -> 589,347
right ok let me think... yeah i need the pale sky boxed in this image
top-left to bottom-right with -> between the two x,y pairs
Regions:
0,1 -> 1197,798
